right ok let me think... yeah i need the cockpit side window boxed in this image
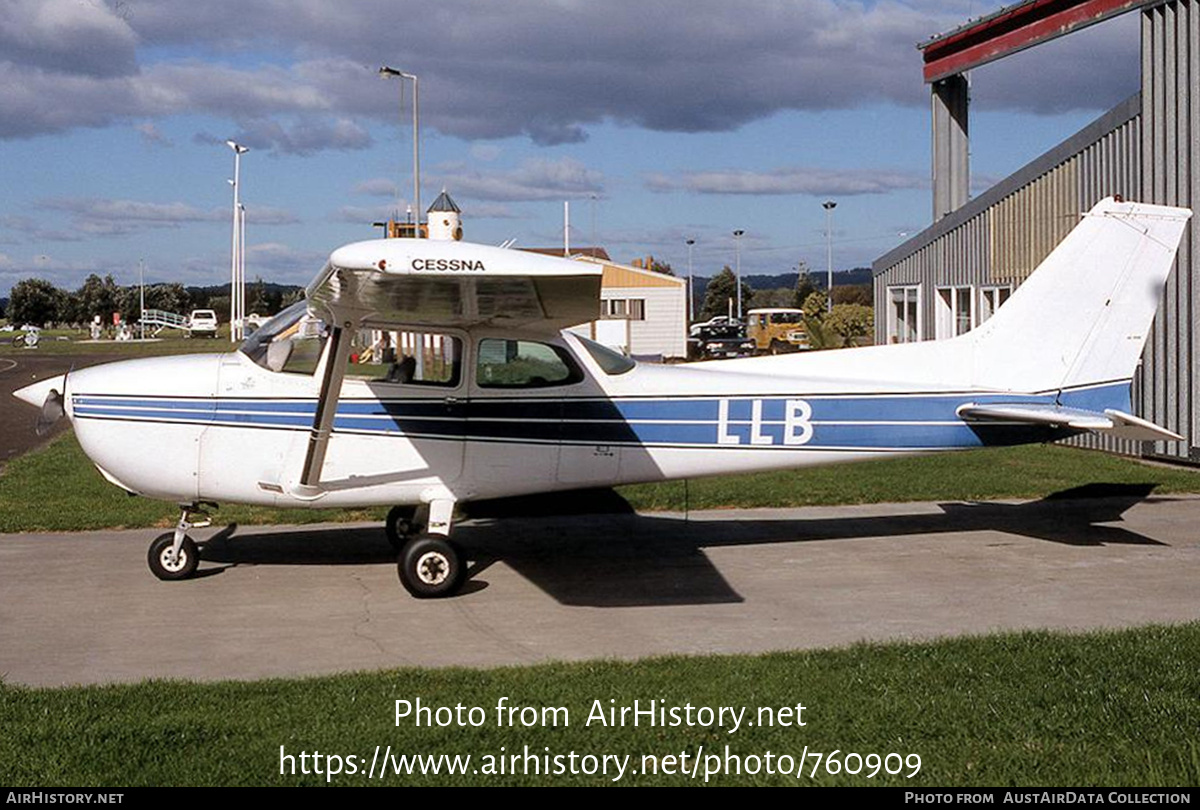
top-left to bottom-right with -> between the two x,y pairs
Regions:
476,339 -> 582,388
347,331 -> 462,388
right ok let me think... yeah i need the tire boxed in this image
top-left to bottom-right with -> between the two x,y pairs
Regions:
770,339 -> 786,356
398,535 -> 465,598
384,505 -> 418,550
147,532 -> 199,581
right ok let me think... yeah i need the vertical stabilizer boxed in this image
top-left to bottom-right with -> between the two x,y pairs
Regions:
967,197 -> 1190,393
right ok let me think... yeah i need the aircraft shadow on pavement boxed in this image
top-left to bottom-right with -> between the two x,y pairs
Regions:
200,482 -> 1165,608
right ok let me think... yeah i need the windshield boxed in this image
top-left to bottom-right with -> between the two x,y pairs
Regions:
240,301 -> 327,373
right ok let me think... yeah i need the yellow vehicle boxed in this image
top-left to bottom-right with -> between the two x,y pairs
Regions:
746,308 -> 810,354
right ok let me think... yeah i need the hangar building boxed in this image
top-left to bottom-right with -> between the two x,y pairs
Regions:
873,0 -> 1200,463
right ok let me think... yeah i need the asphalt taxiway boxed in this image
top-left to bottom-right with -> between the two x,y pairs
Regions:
2,488 -> 1198,687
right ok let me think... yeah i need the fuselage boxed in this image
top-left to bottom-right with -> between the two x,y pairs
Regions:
35,327 -> 1118,510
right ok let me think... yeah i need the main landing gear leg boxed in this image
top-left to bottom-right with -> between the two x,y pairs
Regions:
395,499 -> 466,599
147,503 -> 212,581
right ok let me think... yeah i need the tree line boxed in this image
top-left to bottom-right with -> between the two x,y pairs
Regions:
4,275 -> 304,328
697,262 -> 874,348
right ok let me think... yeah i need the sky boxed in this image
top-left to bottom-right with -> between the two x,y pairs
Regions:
0,0 -> 1144,296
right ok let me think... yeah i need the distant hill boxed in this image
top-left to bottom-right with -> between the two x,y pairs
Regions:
741,267 -> 873,291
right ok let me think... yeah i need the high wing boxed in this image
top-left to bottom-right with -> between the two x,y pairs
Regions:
295,239 -> 602,496
955,402 -> 1183,442
306,239 -> 602,331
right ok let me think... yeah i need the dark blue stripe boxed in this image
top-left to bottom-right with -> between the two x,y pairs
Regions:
70,381 -> 1130,451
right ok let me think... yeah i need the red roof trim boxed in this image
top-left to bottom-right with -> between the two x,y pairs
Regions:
922,0 -> 1150,83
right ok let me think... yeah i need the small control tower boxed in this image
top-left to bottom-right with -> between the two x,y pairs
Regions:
426,189 -> 463,241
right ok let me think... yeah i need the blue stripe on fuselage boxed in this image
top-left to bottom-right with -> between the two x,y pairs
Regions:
70,381 -> 1129,450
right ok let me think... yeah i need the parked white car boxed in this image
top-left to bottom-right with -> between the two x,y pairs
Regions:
186,309 -> 219,338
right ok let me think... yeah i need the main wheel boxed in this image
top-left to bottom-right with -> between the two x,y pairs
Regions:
147,532 -> 199,581
384,505 -> 419,551
398,535 -> 465,598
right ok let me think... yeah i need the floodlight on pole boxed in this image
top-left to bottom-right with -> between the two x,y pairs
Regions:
733,229 -> 745,321
226,140 -> 249,341
822,200 -> 837,313
379,66 -> 421,238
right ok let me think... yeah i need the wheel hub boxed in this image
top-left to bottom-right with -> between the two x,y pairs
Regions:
414,551 -> 450,585
160,547 -> 187,572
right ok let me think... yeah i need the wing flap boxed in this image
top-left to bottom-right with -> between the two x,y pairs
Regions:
956,403 -> 1182,442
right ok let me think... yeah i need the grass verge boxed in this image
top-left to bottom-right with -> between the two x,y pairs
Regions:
1,624 -> 1198,786
3,433 -> 1200,533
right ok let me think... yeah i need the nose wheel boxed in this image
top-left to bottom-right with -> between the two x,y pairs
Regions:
147,503 -> 212,581
148,532 -> 199,580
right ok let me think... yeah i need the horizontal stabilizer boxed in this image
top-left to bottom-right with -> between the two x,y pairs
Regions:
956,403 -> 1182,442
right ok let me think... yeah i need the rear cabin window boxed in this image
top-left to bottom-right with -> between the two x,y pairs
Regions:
476,339 -> 582,388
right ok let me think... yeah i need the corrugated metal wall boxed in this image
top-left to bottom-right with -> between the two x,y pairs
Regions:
1138,0 -> 1199,462
874,0 -> 1198,462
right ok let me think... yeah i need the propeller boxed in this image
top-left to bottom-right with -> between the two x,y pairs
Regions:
33,367 -> 70,436
35,388 -> 65,436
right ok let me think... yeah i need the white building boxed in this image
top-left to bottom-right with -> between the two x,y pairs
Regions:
568,258 -> 688,360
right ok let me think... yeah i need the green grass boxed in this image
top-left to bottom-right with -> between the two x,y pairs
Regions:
624,442 -> 1200,511
4,434 -> 1200,533
0,433 -> 384,533
2,624 -> 1198,786
0,329 -> 231,356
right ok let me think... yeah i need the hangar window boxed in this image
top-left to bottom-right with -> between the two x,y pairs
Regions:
979,285 -> 1012,323
887,286 -> 921,344
476,339 -> 583,388
935,286 -> 974,339
602,298 -> 646,320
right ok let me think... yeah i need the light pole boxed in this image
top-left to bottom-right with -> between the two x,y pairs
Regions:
238,201 -> 247,322
733,229 -> 745,321
590,193 -> 598,257
226,140 -> 248,341
379,66 -> 421,237
822,200 -> 837,312
685,238 -> 695,324
138,257 -> 145,340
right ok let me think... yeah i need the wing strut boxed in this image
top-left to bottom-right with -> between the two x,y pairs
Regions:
298,322 -> 354,492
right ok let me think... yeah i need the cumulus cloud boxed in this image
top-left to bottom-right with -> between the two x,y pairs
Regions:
0,0 -> 139,79
433,157 -> 604,202
24,197 -> 299,239
229,117 -> 372,155
353,178 -> 399,197
0,1 -> 1144,147
135,121 -> 173,147
646,167 -> 926,196
332,204 -> 399,226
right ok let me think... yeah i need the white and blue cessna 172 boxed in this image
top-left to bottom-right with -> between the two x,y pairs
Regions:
13,197 -> 1193,597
